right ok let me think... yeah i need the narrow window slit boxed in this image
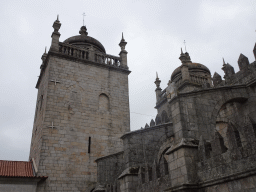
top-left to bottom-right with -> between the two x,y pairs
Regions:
88,137 -> 91,153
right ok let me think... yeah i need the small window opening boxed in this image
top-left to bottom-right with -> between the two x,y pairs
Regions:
88,137 -> 91,153
234,129 -> 242,147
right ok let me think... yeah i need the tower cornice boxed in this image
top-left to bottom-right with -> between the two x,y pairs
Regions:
36,50 -> 131,89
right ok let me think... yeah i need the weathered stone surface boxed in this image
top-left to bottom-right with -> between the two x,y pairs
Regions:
28,18 -> 256,192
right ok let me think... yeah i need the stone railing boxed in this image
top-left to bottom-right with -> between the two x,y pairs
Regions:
58,42 -> 122,67
190,74 -> 208,84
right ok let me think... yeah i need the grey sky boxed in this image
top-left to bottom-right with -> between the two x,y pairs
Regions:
0,0 -> 255,161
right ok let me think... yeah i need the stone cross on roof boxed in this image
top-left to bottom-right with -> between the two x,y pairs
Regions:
82,13 -> 86,26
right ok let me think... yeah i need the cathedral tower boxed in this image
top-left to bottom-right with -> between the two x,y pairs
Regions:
29,17 -> 130,191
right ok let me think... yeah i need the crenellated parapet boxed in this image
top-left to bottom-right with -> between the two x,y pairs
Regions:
213,50 -> 256,88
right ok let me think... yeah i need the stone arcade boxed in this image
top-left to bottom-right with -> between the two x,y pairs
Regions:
1,17 -> 256,192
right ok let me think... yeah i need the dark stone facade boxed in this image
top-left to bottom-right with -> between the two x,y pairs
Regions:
94,48 -> 256,192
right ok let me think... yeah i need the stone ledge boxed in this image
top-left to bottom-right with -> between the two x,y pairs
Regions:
165,138 -> 198,155
36,50 -> 131,88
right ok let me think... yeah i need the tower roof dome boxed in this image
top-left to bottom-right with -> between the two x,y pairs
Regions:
63,26 -> 106,53
171,62 -> 211,81
171,51 -> 211,81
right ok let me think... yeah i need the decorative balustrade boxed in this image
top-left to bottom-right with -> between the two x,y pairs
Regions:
175,76 -> 182,86
58,42 -> 122,67
190,74 -> 208,84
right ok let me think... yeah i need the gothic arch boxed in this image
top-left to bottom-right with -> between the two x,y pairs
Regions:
210,96 -> 248,125
209,95 -> 249,138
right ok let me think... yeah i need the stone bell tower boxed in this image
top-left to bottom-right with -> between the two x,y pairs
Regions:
29,17 -> 131,192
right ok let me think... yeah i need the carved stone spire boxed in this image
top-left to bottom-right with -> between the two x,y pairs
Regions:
179,48 -> 192,64
40,47 -> 47,69
222,61 -> 235,79
119,32 -> 128,69
119,32 -> 127,51
154,72 -> 161,89
154,72 -> 162,103
50,15 -> 61,51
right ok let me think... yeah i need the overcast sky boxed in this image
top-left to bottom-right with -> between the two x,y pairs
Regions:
0,0 -> 255,161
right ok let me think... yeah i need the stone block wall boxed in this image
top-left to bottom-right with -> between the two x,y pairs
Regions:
29,56 -> 50,168
122,123 -> 173,169
30,51 -> 130,191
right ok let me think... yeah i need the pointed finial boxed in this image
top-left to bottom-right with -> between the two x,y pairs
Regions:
45,47 -> 47,54
223,58 -> 226,65
156,72 -> 158,79
57,15 -> 59,22
181,47 -> 183,54
119,32 -> 127,50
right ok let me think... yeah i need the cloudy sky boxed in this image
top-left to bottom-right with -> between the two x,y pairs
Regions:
0,0 -> 255,161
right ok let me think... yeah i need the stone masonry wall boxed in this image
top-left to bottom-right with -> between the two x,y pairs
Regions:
31,52 -> 130,192
29,57 -> 50,168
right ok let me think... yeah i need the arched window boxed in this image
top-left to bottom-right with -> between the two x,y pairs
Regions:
234,128 -> 242,147
99,93 -> 109,111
